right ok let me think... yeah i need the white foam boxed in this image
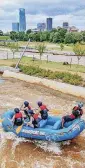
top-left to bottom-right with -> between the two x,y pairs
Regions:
35,141 -> 62,154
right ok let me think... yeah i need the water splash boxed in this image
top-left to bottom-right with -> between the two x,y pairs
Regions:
35,140 -> 62,155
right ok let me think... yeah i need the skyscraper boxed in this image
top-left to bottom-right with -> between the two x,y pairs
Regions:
37,23 -> 46,31
12,23 -> 19,32
19,8 -> 26,32
46,18 -> 52,31
63,22 -> 69,29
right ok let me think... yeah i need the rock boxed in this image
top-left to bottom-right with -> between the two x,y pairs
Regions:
0,66 -> 20,73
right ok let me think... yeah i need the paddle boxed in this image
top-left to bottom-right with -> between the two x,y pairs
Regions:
16,124 -> 24,134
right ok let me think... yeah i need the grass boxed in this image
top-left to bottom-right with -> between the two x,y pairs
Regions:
20,57 -> 85,73
0,56 -> 85,74
0,36 -> 10,40
18,41 -> 73,52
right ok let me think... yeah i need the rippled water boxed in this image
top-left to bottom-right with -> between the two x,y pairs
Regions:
0,77 -> 85,168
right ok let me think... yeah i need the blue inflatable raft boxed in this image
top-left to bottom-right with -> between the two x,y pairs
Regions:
1,110 -> 85,142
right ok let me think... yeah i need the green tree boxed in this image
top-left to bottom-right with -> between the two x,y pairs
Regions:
7,42 -> 19,59
36,43 -> 46,60
49,32 -> 55,42
64,32 -> 75,44
81,31 -> 85,42
10,31 -> 17,40
73,43 -> 85,65
60,43 -> 64,51
26,29 -> 32,34
0,30 -> 3,36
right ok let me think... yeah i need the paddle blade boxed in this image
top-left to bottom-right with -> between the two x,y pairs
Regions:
16,125 -> 23,134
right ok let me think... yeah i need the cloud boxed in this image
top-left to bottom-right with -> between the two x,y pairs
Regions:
0,0 -> 85,32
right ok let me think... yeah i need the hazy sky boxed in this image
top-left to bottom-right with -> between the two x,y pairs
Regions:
0,0 -> 85,32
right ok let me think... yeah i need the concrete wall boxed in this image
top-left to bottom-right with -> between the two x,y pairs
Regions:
3,70 -> 85,98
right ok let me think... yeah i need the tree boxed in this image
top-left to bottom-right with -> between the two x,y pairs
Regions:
64,32 -> 75,44
7,42 -> 19,59
26,29 -> 32,34
49,32 -> 55,42
0,30 -> 3,36
60,43 -> 64,51
36,43 -> 46,60
73,43 -> 85,65
10,31 -> 17,40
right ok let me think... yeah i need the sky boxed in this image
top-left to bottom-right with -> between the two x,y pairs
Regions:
0,0 -> 85,32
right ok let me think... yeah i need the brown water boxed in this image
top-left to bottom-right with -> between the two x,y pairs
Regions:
0,77 -> 85,168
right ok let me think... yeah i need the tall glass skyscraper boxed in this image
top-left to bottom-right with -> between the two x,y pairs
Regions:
19,8 -> 26,32
46,18 -> 52,31
12,23 -> 19,32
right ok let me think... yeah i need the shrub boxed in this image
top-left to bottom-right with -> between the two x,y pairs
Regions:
19,65 -> 83,86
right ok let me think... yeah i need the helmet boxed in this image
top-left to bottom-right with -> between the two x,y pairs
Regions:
78,102 -> 83,108
24,101 -> 29,107
28,110 -> 34,115
14,108 -> 19,113
37,101 -> 42,107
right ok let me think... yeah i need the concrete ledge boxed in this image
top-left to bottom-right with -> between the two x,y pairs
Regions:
3,70 -> 85,98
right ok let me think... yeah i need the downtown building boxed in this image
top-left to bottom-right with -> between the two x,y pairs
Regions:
37,23 -> 46,31
63,22 -> 69,29
46,18 -> 52,31
19,8 -> 26,32
12,22 -> 19,32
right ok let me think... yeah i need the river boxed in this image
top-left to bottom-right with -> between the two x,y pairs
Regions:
0,77 -> 85,168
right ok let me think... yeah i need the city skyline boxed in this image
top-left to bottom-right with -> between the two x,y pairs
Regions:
0,0 -> 85,32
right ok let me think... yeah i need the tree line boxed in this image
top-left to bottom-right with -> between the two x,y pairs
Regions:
9,28 -> 85,44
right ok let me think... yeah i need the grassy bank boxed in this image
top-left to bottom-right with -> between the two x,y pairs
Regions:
19,64 -> 83,86
0,57 -> 85,73
0,57 -> 85,86
20,57 -> 85,73
0,36 -> 10,40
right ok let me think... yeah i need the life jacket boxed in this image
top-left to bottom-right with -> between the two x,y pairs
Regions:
40,105 -> 48,111
28,105 -> 31,110
39,105 -> 48,120
33,114 -> 39,120
72,106 -> 83,118
28,115 -> 38,128
14,112 -> 23,126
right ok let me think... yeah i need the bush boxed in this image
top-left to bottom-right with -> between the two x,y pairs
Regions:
19,65 -> 83,86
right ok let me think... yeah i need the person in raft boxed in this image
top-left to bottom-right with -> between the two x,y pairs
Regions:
62,102 -> 84,128
37,101 -> 49,120
26,110 -> 38,128
21,101 -> 32,119
12,108 -> 24,126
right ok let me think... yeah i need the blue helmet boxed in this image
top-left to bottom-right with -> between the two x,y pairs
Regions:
28,110 -> 34,115
24,101 -> 29,107
37,101 -> 42,107
78,102 -> 83,108
14,108 -> 20,113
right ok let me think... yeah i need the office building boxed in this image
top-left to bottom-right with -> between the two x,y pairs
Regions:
46,18 -> 52,31
19,8 -> 26,32
69,26 -> 78,32
12,23 -> 19,32
63,22 -> 69,29
37,23 -> 46,31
